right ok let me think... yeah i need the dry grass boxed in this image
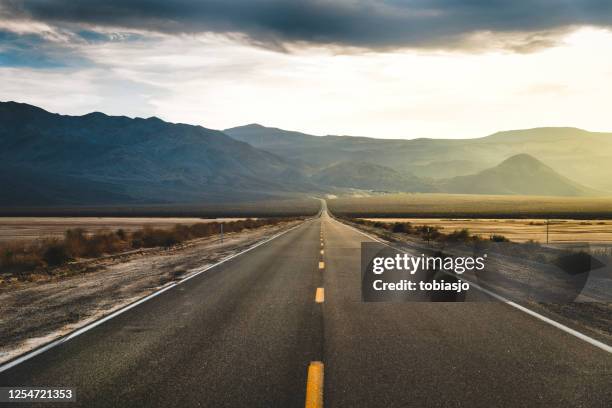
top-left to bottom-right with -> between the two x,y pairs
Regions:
363,218 -> 612,244
329,193 -> 612,219
0,217 -> 246,242
0,218 -> 298,280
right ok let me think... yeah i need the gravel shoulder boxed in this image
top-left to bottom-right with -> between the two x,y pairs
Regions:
0,220 -> 302,364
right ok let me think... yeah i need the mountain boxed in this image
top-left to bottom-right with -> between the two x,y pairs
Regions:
310,161 -> 434,192
224,124 -> 493,177
437,154 -> 597,196
225,124 -> 612,192
225,124 -> 383,174
2,102 -> 609,207
0,102 -> 317,206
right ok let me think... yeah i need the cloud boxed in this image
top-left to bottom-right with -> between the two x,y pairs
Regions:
1,0 -> 612,51
0,15 -> 147,68
0,65 -> 166,116
0,30 -> 90,68
3,26 -> 612,140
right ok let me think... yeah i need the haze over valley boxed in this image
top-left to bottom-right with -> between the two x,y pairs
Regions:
1,101 -> 610,207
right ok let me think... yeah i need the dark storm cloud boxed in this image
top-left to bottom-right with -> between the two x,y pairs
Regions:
3,1 -> 612,49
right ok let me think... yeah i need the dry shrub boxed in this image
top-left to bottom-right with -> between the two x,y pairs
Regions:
392,222 -> 412,233
444,228 -> 472,242
490,234 -> 510,242
1,217 -> 295,280
64,228 -> 127,257
43,241 -> 70,266
0,240 -> 45,276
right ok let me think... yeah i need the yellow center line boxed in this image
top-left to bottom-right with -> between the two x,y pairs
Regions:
318,261 -> 325,270
320,242 -> 323,247
320,249 -> 324,255
315,287 -> 325,303
305,361 -> 324,408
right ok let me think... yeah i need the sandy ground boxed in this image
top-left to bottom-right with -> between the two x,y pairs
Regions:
364,218 -> 612,244
0,220 -> 300,365
0,217 -> 249,242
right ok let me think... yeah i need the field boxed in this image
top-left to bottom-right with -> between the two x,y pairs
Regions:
363,218 -> 612,244
0,197 -> 321,242
0,197 -> 322,218
0,217 -> 246,242
328,193 -> 612,219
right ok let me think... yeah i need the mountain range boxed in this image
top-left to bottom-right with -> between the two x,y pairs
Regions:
0,102 -> 317,206
0,101 -> 609,206
225,124 -> 612,193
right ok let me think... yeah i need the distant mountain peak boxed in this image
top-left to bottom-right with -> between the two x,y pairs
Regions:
439,153 -> 597,196
498,153 -> 542,167
487,127 -> 591,140
230,123 -> 267,130
145,116 -> 164,123
0,100 -> 48,113
82,111 -> 108,118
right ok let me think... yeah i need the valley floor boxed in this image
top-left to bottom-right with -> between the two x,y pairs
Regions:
364,217 -> 612,244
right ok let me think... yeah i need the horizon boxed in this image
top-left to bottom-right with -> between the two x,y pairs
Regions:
2,2 -> 612,139
3,99 -> 610,141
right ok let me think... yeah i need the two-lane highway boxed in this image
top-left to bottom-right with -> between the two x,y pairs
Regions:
1,205 -> 611,407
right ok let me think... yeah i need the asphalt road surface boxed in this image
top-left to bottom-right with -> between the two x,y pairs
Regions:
1,206 -> 611,407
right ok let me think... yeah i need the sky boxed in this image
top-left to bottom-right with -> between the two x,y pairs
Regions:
1,1 -> 612,139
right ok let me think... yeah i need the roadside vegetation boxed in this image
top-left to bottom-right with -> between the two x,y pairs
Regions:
348,217 -> 502,244
1,218 -> 299,281
360,217 -> 612,244
343,217 -> 604,268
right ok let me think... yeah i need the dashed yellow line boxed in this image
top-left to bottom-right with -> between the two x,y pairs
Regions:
315,287 -> 325,303
318,261 -> 325,270
320,249 -> 324,255
305,361 -> 324,408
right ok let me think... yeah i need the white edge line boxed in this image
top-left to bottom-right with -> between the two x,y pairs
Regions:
334,217 -> 612,354
0,219 -> 310,373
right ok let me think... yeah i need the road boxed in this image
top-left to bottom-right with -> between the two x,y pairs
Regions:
1,205 -> 611,407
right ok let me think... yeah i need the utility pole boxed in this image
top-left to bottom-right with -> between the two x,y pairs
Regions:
546,218 -> 549,245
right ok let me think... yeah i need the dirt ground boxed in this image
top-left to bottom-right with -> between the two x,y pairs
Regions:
0,217 -> 249,242
364,218 -> 612,244
0,220 -> 300,365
